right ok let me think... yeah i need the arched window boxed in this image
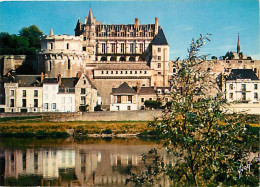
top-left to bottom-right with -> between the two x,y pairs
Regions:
110,56 -> 116,61
138,57 -> 145,61
173,68 -> 176,73
67,59 -> 71,70
129,57 -> 135,61
101,56 -> 107,61
119,57 -> 126,61
48,61 -> 52,71
66,43 -> 69,49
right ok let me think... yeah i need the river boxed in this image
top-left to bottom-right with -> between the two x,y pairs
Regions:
0,137 -> 173,186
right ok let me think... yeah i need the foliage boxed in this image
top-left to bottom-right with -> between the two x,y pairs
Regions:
144,100 -> 161,109
224,51 -> 235,60
0,25 -> 43,55
211,56 -> 217,60
126,35 -> 259,186
101,128 -> 112,134
247,56 -> 252,60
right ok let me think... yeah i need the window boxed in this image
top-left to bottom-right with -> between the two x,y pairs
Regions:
83,80 -> 86,85
128,95 -> 132,103
229,93 -> 233,99
81,88 -> 85,94
144,71 -> 147,74
81,96 -> 85,105
158,72 -> 161,75
44,103 -> 48,110
10,99 -> 14,107
111,43 -> 116,53
34,99 -> 38,107
83,37 -> 86,41
106,71 -> 108,74
140,44 -> 143,53
127,106 -> 131,110
101,43 -> 106,53
22,90 -> 26,97
254,84 -> 258,90
158,48 -> 161,52
149,98 -> 152,101
111,71 -> 113,74
101,71 -> 104,74
157,63 -> 161,68
52,103 -> 56,109
66,43 -> 69,49
130,43 -> 134,53
242,92 -> 246,101
67,59 -> 71,70
141,98 -> 144,102
121,43 -> 125,53
22,99 -> 26,107
241,84 -> 246,91
45,94 -> 48,100
117,96 -> 121,103
68,97 -> 72,104
229,84 -> 233,90
158,56 -> 161,60
10,90 -> 14,96
116,71 -> 118,74
34,90 -> 38,97
254,93 -> 258,99
61,97 -> 65,104
135,71 -> 137,74
50,43 -> 53,50
130,71 -> 132,74
82,47 -> 86,51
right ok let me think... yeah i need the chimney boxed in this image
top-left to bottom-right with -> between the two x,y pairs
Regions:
155,17 -> 159,35
57,74 -> 61,85
41,72 -> 44,83
77,71 -> 82,79
135,18 -> 139,28
154,82 -> 157,90
136,82 -> 140,93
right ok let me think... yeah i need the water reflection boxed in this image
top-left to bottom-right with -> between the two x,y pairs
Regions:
0,138 -> 172,186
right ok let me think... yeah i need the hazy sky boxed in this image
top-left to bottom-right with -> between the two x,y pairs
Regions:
0,0 -> 259,60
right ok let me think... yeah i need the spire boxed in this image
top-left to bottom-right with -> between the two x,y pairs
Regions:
237,33 -> 240,54
75,18 -> 81,30
86,7 -> 94,25
50,28 -> 54,36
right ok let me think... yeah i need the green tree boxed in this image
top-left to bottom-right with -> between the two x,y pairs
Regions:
144,100 -> 161,109
19,25 -> 43,49
126,35 -> 259,186
211,56 -> 217,60
224,51 -> 234,60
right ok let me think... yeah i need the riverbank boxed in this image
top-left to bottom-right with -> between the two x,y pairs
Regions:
0,115 -> 259,138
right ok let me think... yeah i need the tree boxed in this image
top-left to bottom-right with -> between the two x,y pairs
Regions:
144,100 -> 161,109
19,25 -> 43,49
224,51 -> 234,60
211,56 -> 217,60
126,35 -> 259,186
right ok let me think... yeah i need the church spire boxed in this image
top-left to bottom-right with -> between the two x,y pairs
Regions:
237,33 -> 240,54
86,7 -> 94,25
50,28 -> 54,36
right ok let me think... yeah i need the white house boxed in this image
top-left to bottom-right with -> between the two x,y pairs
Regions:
110,82 -> 138,111
224,69 -> 259,104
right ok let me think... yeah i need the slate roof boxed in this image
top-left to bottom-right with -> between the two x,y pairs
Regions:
226,69 -> 259,81
60,77 -> 78,89
112,82 -> 137,95
138,87 -> 156,95
152,27 -> 168,45
43,78 -> 58,84
15,75 -> 41,87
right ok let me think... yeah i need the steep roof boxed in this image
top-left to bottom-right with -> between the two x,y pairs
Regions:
15,75 -> 41,87
43,78 -> 58,84
152,27 -> 168,45
112,82 -> 136,95
138,87 -> 156,95
86,7 -> 94,25
226,69 -> 259,81
60,77 -> 78,89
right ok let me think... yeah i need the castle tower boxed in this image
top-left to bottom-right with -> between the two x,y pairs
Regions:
84,7 -> 96,62
237,33 -> 240,54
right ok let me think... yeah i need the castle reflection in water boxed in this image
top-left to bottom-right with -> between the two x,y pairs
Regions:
2,143 -> 175,186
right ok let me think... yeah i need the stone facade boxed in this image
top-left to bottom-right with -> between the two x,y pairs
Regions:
38,8 -> 170,109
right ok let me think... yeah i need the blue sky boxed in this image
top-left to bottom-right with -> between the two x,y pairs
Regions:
0,0 -> 259,60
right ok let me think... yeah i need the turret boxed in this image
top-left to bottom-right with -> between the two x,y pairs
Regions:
50,28 -> 54,36
237,33 -> 240,54
86,7 -> 94,25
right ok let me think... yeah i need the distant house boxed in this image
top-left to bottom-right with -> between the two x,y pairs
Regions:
224,69 -> 259,104
4,73 -> 43,112
137,87 -> 156,110
110,82 -> 138,111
